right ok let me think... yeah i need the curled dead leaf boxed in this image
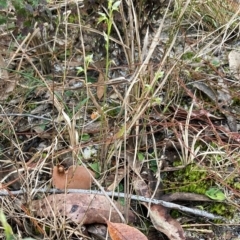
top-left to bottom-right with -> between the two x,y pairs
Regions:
147,204 -> 185,240
52,165 -> 95,189
106,220 -> 147,240
133,178 -> 186,240
31,193 -> 136,224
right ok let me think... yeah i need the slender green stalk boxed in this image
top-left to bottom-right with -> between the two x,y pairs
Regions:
98,0 -> 121,80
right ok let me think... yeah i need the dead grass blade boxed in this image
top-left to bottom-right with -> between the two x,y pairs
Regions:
0,54 -> 14,100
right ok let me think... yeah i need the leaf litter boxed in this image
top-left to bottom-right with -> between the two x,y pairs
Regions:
0,0 -> 240,239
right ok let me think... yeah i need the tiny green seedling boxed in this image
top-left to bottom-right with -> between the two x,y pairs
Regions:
98,0 -> 121,80
205,187 -> 226,201
0,210 -> 36,240
0,210 -> 14,240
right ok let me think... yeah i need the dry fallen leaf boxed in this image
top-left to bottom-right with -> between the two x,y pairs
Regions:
192,80 -> 237,132
192,82 -> 216,102
52,165 -> 95,189
133,178 -> 186,240
147,204 -> 185,240
31,193 -> 136,224
97,72 -> 105,99
106,220 -> 147,240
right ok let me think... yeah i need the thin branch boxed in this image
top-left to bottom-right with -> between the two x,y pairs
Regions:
0,113 -> 53,121
0,188 -> 225,221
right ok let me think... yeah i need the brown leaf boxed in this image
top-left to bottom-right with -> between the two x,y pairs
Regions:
52,165 -> 95,189
31,193 -> 136,224
147,204 -> 185,240
106,220 -> 147,240
133,178 -> 186,240
97,72 -> 105,99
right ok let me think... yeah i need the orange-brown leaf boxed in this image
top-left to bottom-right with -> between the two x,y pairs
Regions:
106,221 -> 147,240
31,193 -> 136,225
52,165 -> 95,189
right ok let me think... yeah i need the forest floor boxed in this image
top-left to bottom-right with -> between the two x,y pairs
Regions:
0,0 -> 240,239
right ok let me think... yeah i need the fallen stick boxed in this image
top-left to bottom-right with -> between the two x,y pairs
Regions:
0,188 -> 225,220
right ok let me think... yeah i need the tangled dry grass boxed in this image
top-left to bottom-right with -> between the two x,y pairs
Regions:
0,0 -> 240,239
